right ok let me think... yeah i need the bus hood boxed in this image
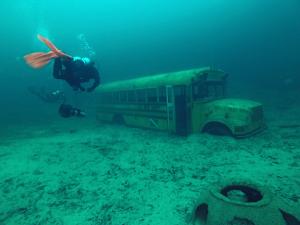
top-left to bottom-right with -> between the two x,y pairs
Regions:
210,98 -> 262,110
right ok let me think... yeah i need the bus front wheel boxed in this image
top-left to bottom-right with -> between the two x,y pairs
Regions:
202,122 -> 232,137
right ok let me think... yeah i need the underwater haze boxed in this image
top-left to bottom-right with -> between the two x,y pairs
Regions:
0,0 -> 300,126
0,1 -> 300,224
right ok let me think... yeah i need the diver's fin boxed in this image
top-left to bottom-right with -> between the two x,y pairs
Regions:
24,34 -> 73,69
37,35 -> 60,53
37,34 -> 72,59
24,51 -> 58,69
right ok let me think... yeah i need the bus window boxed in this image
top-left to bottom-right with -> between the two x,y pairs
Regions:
120,91 -> 127,102
108,93 -> 113,103
193,82 -> 208,99
128,90 -> 136,102
112,92 -> 119,102
158,87 -> 166,102
193,82 -> 224,100
174,86 -> 186,96
167,87 -> 173,103
101,93 -> 113,103
207,83 -> 225,98
147,88 -> 158,103
137,90 -> 146,102
215,84 -> 225,96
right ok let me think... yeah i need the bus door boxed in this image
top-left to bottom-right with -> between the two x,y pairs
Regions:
174,85 -> 188,135
166,85 -> 174,132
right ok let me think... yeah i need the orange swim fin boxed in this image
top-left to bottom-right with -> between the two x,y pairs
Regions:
24,34 -> 72,69
24,51 -> 58,69
37,34 -> 72,58
37,35 -> 60,53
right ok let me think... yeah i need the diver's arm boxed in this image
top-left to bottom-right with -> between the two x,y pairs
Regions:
61,57 -> 73,67
87,69 -> 100,92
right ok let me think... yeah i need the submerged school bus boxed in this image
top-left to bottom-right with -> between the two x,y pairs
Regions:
96,67 -> 265,137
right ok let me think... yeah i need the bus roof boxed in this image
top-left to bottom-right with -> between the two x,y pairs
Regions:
97,67 -> 226,92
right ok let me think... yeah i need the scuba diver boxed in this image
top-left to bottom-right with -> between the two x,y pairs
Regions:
24,34 -> 100,92
27,86 -> 86,118
28,86 -> 65,103
58,103 -> 86,118
24,34 -> 97,118
53,56 -> 100,92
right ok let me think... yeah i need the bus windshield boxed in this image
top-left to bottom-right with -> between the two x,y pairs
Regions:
193,81 -> 225,100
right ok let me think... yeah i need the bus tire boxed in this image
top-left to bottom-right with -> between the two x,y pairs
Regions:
202,122 -> 232,137
112,114 -> 125,125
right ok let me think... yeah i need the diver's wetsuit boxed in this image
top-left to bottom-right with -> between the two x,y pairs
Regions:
59,104 -> 86,118
28,86 -> 65,103
53,57 -> 100,92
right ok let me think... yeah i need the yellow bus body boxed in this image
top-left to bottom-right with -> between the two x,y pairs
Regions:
96,67 -> 265,137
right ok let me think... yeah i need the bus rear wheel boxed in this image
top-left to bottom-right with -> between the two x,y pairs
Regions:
112,114 -> 125,125
202,122 -> 232,137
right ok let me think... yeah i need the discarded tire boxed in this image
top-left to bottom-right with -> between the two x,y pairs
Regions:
192,179 -> 300,225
